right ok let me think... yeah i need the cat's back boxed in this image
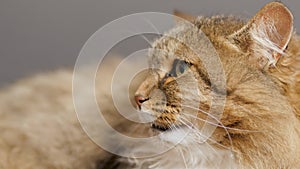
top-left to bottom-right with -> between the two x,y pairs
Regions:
0,56 -> 128,169
0,69 -> 98,169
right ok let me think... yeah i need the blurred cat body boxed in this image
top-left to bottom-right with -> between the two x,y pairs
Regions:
1,2 -> 300,169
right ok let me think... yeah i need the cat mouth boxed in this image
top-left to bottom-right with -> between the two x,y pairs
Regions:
138,109 -> 181,131
151,122 -> 184,132
151,123 -> 170,131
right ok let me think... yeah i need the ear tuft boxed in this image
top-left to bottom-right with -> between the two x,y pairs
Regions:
251,2 -> 293,66
228,2 -> 294,68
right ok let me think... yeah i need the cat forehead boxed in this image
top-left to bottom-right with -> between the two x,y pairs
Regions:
148,36 -> 193,75
148,16 -> 246,64
149,24 -> 202,66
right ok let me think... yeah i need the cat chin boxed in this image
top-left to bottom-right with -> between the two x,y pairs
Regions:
123,127 -> 238,169
158,127 -> 193,145
138,110 -> 156,122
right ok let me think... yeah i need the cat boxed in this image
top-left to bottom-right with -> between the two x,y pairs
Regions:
1,1 -> 300,169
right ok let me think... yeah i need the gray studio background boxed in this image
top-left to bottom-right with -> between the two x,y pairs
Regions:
1,0 -> 299,86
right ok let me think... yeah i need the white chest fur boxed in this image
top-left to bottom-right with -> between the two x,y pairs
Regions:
124,129 -> 238,169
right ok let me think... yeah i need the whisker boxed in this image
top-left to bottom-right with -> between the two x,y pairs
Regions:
184,138 -> 196,167
178,108 -> 236,159
142,16 -> 161,35
179,117 -> 204,142
181,112 -> 259,133
138,34 -> 153,47
177,118 -> 213,163
178,117 -> 234,151
123,30 -> 153,47
180,104 -> 234,151
225,103 -> 268,132
176,146 -> 188,169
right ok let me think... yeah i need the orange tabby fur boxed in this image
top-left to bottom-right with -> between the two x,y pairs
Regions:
0,2 -> 299,169
135,2 -> 300,168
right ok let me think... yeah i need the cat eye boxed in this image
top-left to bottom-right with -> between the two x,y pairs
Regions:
173,59 -> 190,77
162,59 -> 191,85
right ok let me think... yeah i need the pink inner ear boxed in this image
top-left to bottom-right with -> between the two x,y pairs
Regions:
253,2 -> 293,61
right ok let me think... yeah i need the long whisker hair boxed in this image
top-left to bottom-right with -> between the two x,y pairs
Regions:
181,111 -> 260,133
178,116 -> 235,153
176,116 -> 238,168
179,104 -> 234,150
123,30 -> 154,47
179,117 -> 219,155
142,16 -> 161,35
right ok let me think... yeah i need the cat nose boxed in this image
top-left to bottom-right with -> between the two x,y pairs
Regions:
134,95 -> 148,109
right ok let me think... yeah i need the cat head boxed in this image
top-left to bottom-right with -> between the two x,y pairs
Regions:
134,2 -> 294,141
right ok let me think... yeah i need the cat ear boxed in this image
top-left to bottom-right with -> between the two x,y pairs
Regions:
228,2 -> 293,67
173,10 -> 196,23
